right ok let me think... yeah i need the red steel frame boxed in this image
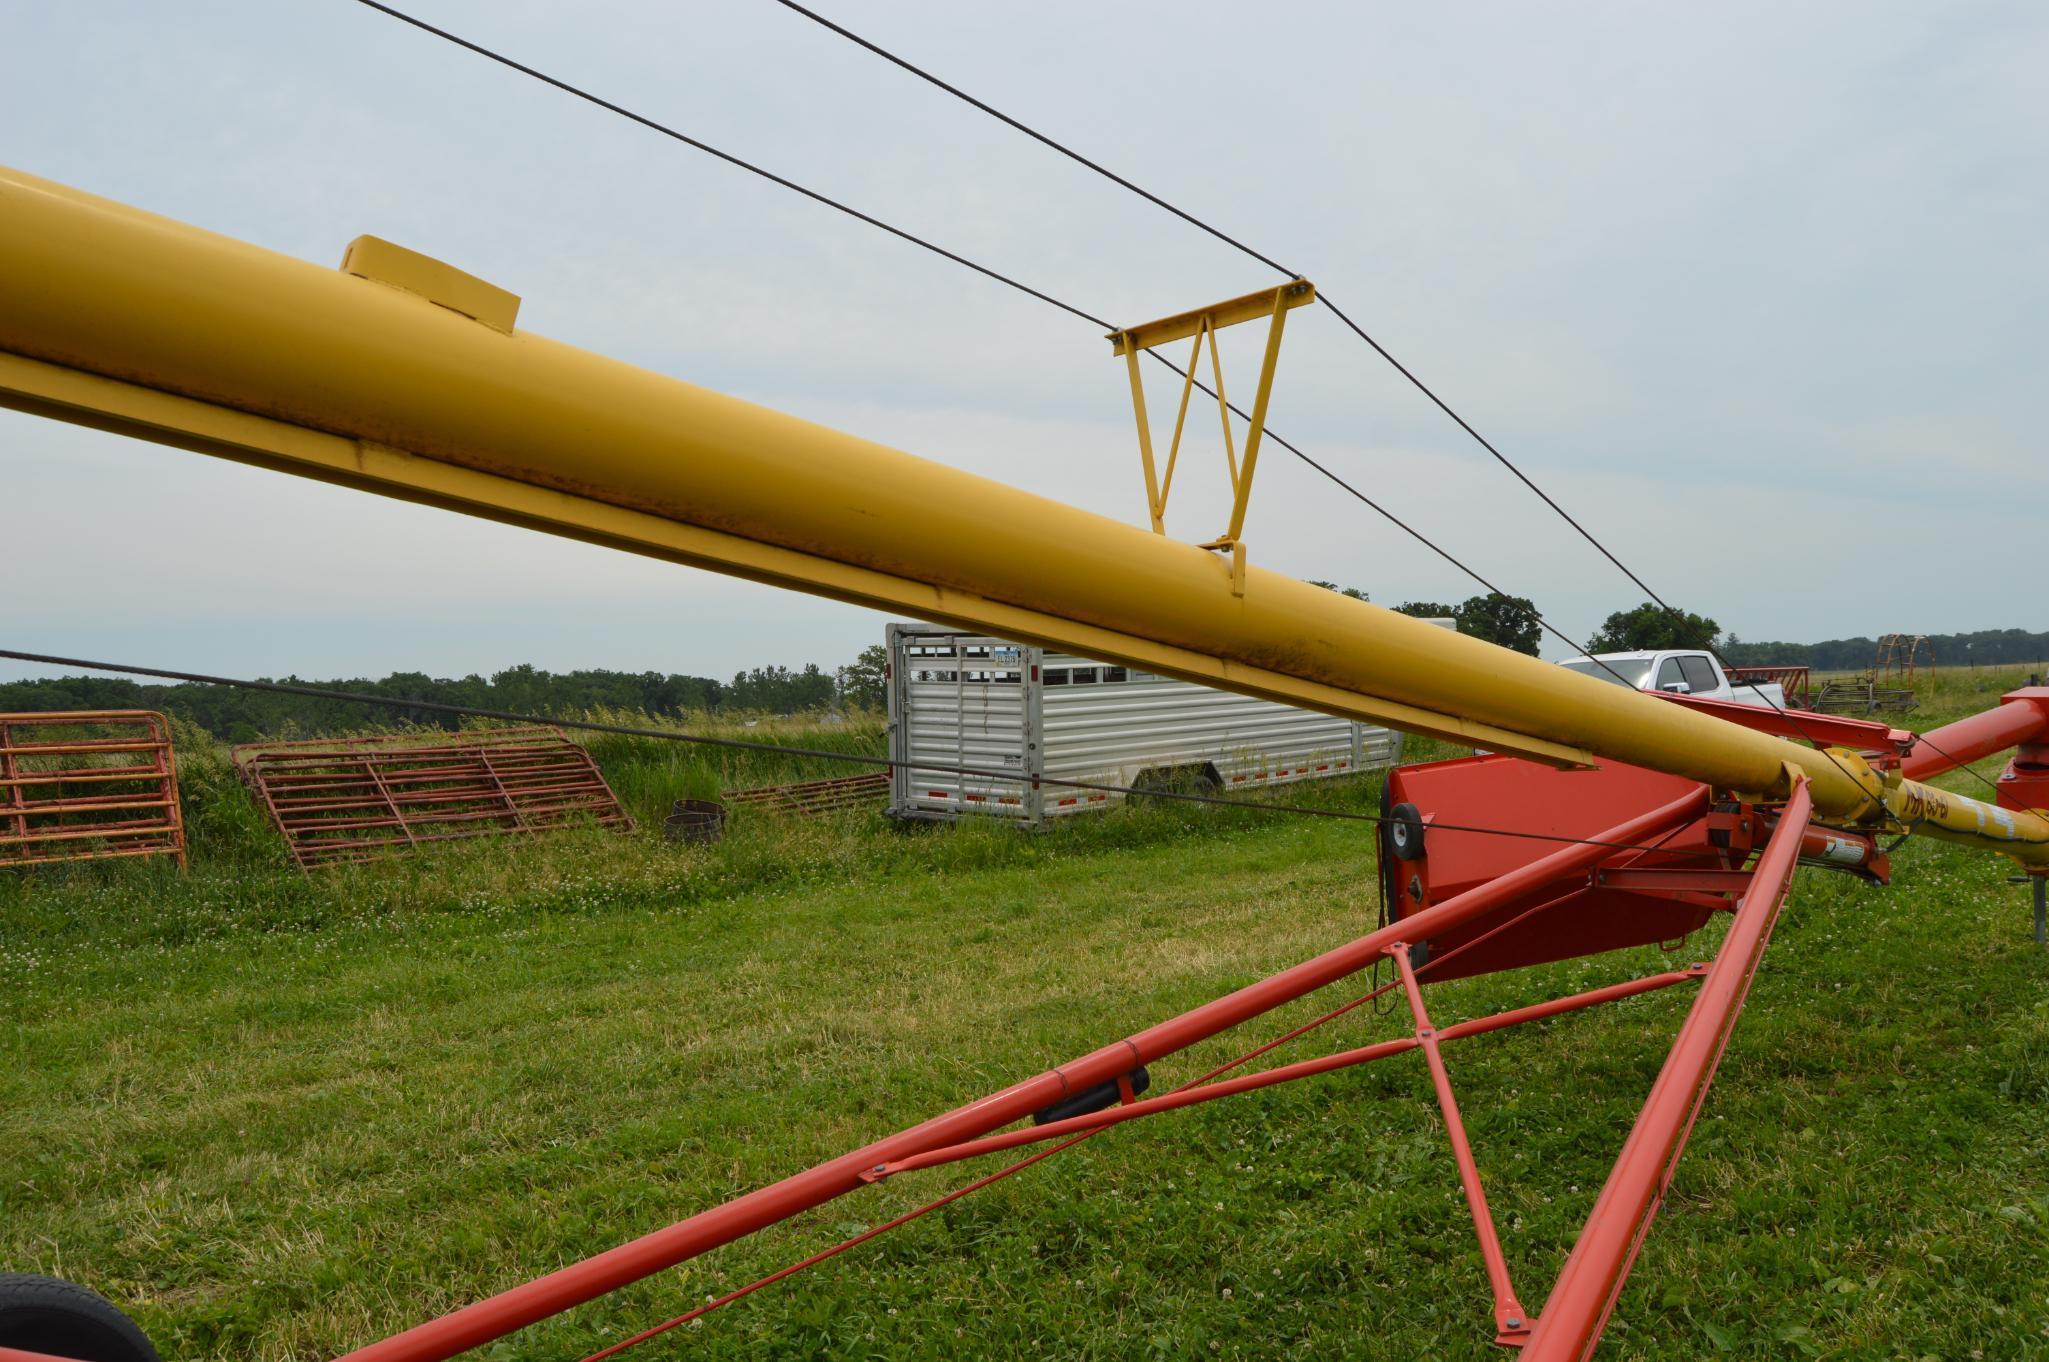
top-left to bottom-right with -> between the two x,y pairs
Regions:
721,770 -> 890,815
1652,686 -> 1912,757
311,781 -> 1830,1362
234,727 -> 631,867
0,710 -> 185,869
1724,663 -> 1811,708
1523,780 -> 1810,1358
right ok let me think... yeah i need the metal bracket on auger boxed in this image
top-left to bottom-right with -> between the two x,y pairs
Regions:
1107,279 -> 1315,594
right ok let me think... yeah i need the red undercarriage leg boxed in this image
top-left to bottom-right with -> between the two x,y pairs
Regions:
1523,779 -> 1812,1360
320,778 -> 1809,1362
334,789 -> 1712,1362
1391,939 -> 1531,1344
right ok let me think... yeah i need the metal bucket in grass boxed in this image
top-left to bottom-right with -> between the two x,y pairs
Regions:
663,798 -> 727,844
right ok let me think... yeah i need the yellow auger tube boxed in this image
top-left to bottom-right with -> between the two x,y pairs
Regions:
0,165 -> 2042,861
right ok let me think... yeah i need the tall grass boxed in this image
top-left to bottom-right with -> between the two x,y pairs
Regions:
575,706 -> 891,822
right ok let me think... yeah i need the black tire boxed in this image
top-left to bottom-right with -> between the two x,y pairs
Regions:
1386,801 -> 1427,862
0,1275 -> 159,1362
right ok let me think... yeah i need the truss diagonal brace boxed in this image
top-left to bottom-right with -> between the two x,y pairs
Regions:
1108,280 -> 1314,591
1392,941 -> 1531,1343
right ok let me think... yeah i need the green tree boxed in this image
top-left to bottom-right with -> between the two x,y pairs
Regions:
726,663 -> 836,714
1394,601 -> 1460,620
0,664 -> 731,737
836,644 -> 889,712
1454,593 -> 1542,655
1586,602 -> 1720,653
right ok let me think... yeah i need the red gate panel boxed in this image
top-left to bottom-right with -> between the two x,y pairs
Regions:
0,710 -> 186,869
234,727 -> 632,868
722,771 -> 888,815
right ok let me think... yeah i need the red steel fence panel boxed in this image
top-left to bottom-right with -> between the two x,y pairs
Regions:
1724,664 -> 1812,707
233,726 -> 632,869
0,710 -> 186,869
721,771 -> 888,815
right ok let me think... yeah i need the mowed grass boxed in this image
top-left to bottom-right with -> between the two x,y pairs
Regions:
5,677 -> 2049,1361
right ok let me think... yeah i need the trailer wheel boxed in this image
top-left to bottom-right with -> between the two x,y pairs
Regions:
0,1275 -> 159,1362
1386,801 -> 1427,861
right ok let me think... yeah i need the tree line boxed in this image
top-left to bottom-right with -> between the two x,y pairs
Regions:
1716,629 -> 2049,671
7,611 -> 2036,743
0,659 -> 887,744
1310,583 -> 2044,669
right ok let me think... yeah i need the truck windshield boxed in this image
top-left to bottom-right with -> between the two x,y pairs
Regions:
1559,657 -> 1655,689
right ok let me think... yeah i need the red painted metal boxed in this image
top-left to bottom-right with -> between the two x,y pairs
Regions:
1797,825 -> 1886,881
867,1037 -> 1419,1178
334,788 -> 1708,1362
1392,941 -> 1529,1339
1650,688 -> 1909,757
1900,687 -> 2049,780
1381,755 -> 1729,979
234,727 -> 630,867
1724,664 -> 1810,707
1595,866 -> 1754,896
1995,742 -> 2049,821
722,770 -> 888,815
1522,780 -> 1813,1360
1433,968 -> 1705,1043
0,710 -> 185,869
865,969 -> 1704,1181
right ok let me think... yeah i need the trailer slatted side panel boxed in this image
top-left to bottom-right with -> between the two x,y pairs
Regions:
892,635 -> 1032,818
1040,671 -> 1383,802
887,626 -> 1402,827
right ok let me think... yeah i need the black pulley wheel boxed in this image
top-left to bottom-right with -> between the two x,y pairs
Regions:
0,1275 -> 159,1362
1386,801 -> 1427,862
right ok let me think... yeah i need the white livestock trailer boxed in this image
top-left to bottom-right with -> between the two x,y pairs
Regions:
885,623 -> 1404,827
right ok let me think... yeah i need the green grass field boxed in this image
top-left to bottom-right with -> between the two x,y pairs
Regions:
5,672 -> 2047,1360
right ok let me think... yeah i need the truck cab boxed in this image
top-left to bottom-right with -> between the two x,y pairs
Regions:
1559,650 -> 1787,711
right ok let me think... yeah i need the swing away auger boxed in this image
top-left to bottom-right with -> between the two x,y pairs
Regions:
2,164 -> 2046,1359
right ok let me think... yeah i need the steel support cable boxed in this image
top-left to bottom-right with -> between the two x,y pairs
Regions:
0,648 -> 1685,855
1746,686 -> 2011,812
344,2 -> 1879,791
1894,729 -> 2011,803
766,0 -> 1679,614
1733,688 -> 2046,845
344,0 -> 1647,692
761,0 -> 1944,799
1138,352 -> 1637,680
347,0 -> 1111,331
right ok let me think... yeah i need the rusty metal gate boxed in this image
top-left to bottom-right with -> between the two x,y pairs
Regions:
0,710 -> 186,868
234,726 -> 632,868
722,771 -> 889,816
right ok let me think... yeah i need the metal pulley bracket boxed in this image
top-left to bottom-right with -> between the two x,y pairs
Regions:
1107,279 -> 1315,595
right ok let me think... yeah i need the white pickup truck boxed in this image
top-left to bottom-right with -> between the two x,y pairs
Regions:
1558,650 -> 1787,710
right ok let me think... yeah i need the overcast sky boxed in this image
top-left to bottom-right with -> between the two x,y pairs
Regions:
4,1 -> 2044,686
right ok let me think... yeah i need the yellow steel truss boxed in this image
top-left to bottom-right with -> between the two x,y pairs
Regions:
1108,280 -> 1314,594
